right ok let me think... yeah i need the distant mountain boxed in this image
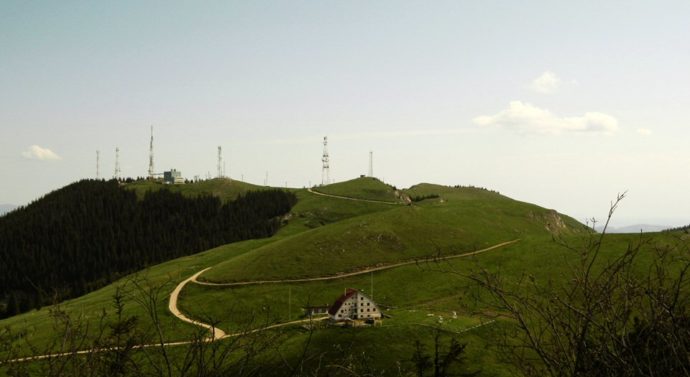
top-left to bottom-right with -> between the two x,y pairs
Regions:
597,224 -> 670,233
0,204 -> 17,216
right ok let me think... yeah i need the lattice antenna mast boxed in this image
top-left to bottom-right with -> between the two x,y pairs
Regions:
148,125 -> 155,179
113,147 -> 121,179
321,136 -> 330,185
96,150 -> 100,179
368,151 -> 373,178
217,146 -> 222,178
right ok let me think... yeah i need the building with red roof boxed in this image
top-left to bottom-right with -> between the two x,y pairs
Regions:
328,288 -> 382,321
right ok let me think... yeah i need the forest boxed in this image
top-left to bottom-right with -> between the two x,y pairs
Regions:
0,179 -> 297,318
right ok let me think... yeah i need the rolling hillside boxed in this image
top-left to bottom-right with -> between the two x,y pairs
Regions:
312,177 -> 403,203
1,177 -> 685,376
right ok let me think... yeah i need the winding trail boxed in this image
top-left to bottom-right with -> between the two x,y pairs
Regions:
167,187 -> 518,341
4,240 -> 516,364
168,267 -> 226,340
195,240 -> 519,287
307,187 -> 403,205
4,315 -> 328,364
3,187 -> 516,364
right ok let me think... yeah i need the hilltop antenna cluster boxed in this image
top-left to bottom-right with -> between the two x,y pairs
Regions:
148,125 -> 155,179
113,147 -> 121,179
96,150 -> 100,179
368,151 -> 373,178
321,136 -> 330,185
217,146 -> 223,178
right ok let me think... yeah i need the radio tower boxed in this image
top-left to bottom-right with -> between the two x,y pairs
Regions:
321,136 -> 330,185
96,150 -> 100,179
113,147 -> 121,179
217,146 -> 223,178
148,126 -> 155,179
368,151 -> 373,178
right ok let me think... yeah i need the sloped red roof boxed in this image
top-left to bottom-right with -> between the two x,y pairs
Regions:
328,288 -> 358,316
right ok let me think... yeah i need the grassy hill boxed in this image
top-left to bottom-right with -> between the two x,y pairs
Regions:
201,186 -> 584,283
2,177 -> 686,376
180,232 -> 682,375
313,177 -> 403,203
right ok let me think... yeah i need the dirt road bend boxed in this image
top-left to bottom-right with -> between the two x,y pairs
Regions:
169,267 -> 226,340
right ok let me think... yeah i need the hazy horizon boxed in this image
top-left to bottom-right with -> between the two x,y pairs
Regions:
2,1 -> 689,228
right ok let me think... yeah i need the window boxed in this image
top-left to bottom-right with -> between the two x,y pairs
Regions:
373,308 -> 377,311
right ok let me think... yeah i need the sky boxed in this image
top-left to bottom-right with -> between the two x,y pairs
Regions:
1,1 -> 689,227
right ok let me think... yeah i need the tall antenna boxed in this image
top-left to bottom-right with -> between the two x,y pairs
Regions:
96,150 -> 100,179
148,125 -> 154,179
217,146 -> 222,178
113,147 -> 121,179
321,136 -> 330,185
264,171 -> 268,186
368,151 -> 373,177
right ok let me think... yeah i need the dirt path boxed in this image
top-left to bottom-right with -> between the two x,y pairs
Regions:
168,239 -> 517,348
169,267 -> 226,340
4,193 -> 516,364
3,315 -> 329,364
195,240 -> 519,287
307,187 -> 403,205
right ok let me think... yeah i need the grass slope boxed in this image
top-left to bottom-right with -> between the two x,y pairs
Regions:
179,232 -> 686,376
7,177 -> 664,376
313,177 -> 402,203
0,180 -> 396,356
201,186 -> 585,283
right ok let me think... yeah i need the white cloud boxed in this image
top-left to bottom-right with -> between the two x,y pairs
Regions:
22,145 -> 62,160
530,71 -> 562,94
473,101 -> 619,135
636,128 -> 653,135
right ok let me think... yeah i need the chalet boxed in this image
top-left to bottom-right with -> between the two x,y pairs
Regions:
328,288 -> 382,322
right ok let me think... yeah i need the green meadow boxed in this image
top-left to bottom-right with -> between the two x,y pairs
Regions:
1,177 -> 686,376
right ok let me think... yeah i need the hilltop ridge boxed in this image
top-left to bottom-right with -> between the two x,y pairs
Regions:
0,175 -> 596,376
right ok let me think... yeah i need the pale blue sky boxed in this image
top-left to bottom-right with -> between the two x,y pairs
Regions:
1,1 -> 689,226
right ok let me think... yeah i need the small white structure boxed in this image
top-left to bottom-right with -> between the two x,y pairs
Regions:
328,288 -> 382,321
163,169 -> 184,184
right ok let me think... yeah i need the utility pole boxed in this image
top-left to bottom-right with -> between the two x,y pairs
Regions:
148,125 -> 155,179
369,151 -> 373,177
217,146 -> 222,178
113,147 -> 121,179
321,136 -> 330,185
